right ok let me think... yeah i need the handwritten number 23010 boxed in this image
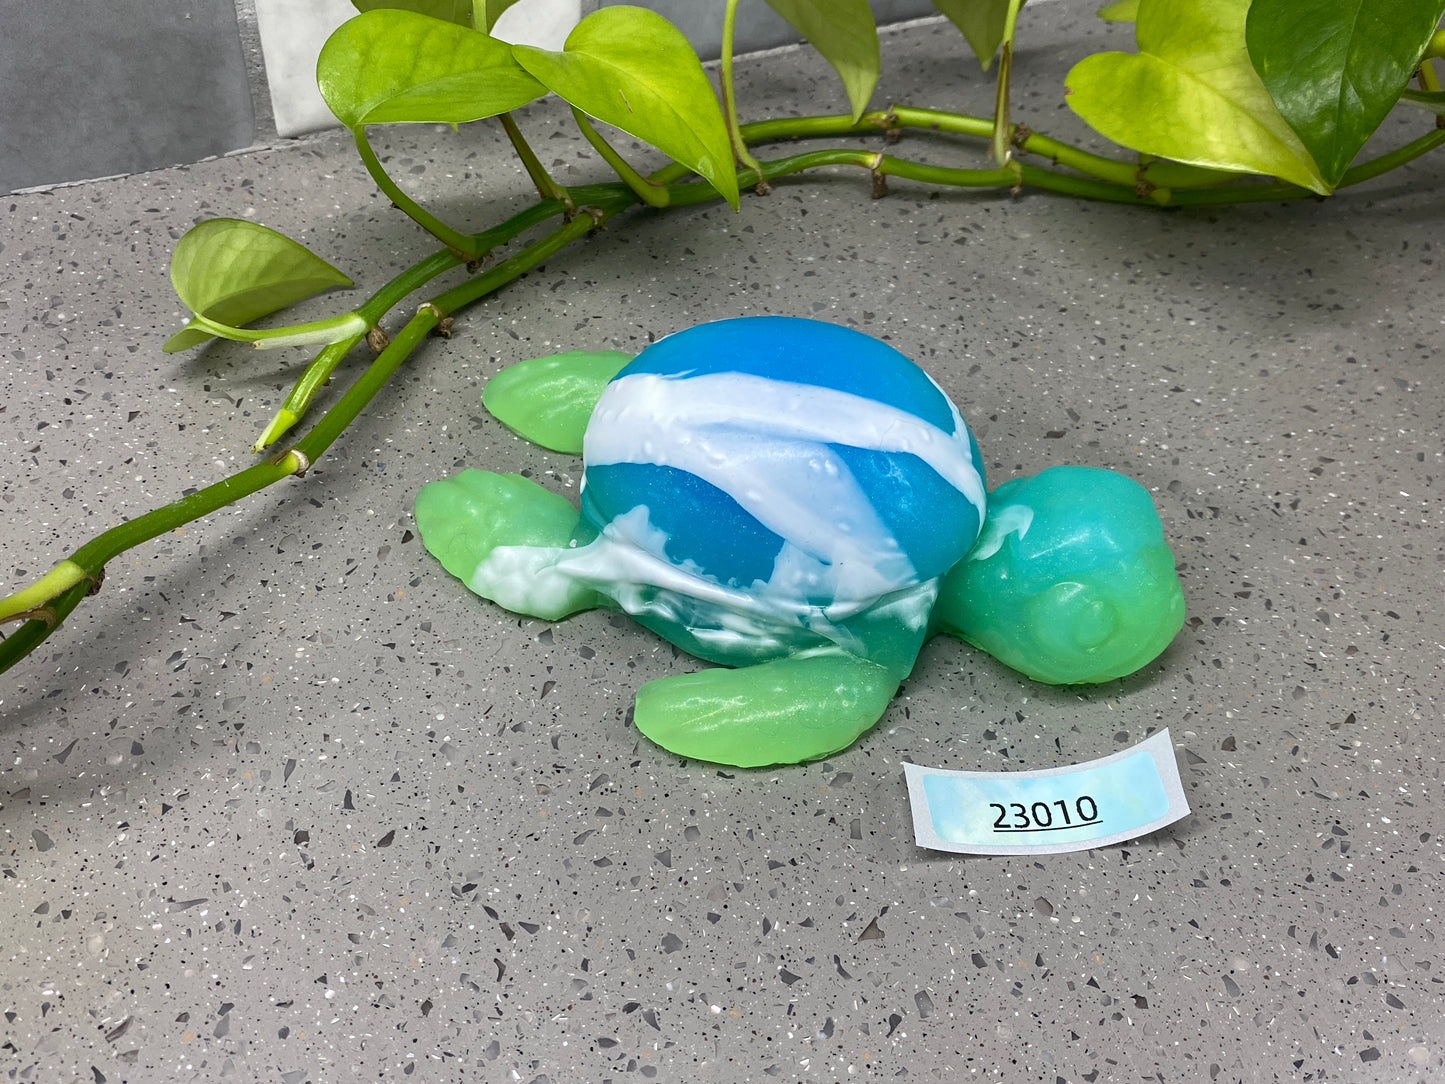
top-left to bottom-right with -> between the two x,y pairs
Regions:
990,796 -> 1099,832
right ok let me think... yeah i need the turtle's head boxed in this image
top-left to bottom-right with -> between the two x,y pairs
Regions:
933,466 -> 1185,685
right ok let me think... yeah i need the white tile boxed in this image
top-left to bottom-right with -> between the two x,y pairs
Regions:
493,0 -> 581,48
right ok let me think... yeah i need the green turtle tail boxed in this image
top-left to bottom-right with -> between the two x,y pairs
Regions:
934,465 -> 1185,685
414,469 -> 602,620
482,349 -> 633,454
633,648 -> 899,767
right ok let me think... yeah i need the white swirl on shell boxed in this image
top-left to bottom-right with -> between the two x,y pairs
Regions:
471,509 -> 942,664
584,371 -> 984,599
466,369 -> 984,663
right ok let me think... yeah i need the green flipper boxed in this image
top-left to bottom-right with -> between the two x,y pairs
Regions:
482,349 -> 633,453
414,469 -> 602,620
633,648 -> 900,767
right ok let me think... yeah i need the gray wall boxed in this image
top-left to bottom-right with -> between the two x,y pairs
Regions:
585,0 -> 940,60
2,0 -> 942,193
0,0 -> 258,193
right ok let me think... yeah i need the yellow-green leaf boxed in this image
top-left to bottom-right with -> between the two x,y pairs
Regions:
513,7 -> 739,209
1246,0 -> 1445,186
1064,0 -> 1328,193
164,220 -> 352,353
931,0 -> 1021,70
318,8 -> 543,128
764,0 -> 879,120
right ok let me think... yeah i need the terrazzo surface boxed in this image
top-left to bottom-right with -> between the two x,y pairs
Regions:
2,6 -> 1442,1082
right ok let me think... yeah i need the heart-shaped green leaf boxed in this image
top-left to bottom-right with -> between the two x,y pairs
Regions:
1065,0 -> 1328,193
763,0 -> 879,120
931,0 -> 1022,70
164,219 -> 352,353
513,6 -> 739,209
318,9 -> 544,128
1246,0 -> 1445,187
351,0 -> 473,25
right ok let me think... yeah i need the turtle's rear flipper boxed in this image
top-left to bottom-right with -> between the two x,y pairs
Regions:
415,469 -> 601,620
633,648 -> 898,767
482,349 -> 633,454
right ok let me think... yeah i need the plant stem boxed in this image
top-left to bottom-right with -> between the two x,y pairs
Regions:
0,206 -> 626,677
0,334 -> 426,676
255,247 -> 467,450
990,0 -> 1026,165
186,310 -> 370,349
254,336 -> 364,452
352,127 -> 480,258
1336,126 -> 1445,186
689,108 -> 1168,194
1,452 -> 308,675
289,311 -> 440,460
571,109 -> 670,207
47,308 -> 443,607
498,112 -> 574,210
0,579 -> 92,670
880,106 -> 1144,187
1131,128 -> 1445,206
657,107 -> 1170,194
878,106 -> 989,139
719,0 -> 767,184
1008,130 -> 1141,187
255,199 -> 582,450
744,113 -> 882,142
802,149 -> 1022,189
428,192 -> 635,314
0,561 -> 89,624
734,104 -> 1445,199
724,147 -> 1127,201
1400,87 -> 1445,114
1419,57 -> 1442,93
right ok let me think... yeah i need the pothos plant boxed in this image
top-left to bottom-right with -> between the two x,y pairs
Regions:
2,0 -> 1443,675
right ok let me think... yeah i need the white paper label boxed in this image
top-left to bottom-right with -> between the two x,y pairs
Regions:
904,729 -> 1190,855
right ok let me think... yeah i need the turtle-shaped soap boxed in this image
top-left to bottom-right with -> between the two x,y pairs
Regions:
415,316 -> 1185,767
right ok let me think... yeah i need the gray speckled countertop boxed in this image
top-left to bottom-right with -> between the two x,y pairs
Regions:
2,6 -> 1442,1082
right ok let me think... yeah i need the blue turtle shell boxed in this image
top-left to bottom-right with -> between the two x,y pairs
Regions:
573,317 -> 987,673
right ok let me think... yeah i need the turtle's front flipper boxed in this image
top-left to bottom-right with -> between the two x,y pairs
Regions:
482,349 -> 633,454
633,648 -> 899,767
414,470 -> 602,620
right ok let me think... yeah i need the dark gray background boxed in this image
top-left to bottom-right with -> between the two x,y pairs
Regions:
0,0 -> 257,192
592,0 -> 941,58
